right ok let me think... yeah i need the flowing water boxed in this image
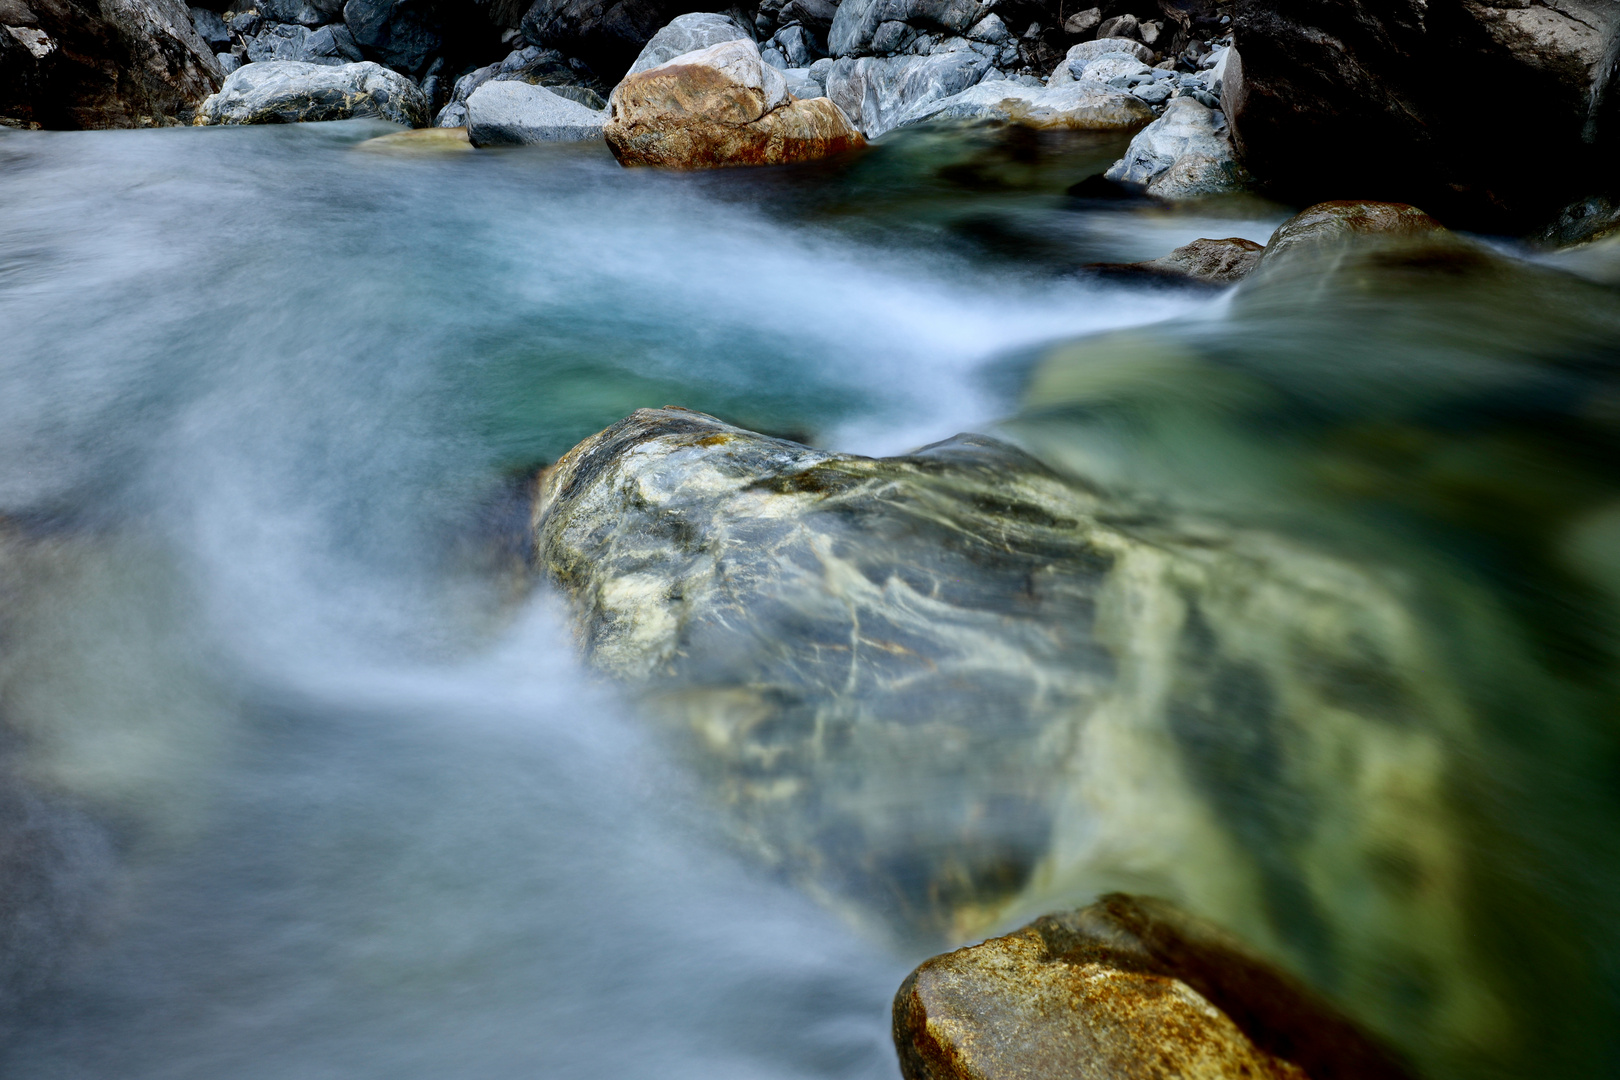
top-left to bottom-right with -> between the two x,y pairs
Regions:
0,118 -> 1616,1079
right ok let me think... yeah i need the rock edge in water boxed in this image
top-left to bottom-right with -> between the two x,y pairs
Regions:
894,893 -> 1414,1080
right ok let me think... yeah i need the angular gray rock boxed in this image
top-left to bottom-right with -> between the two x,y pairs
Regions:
259,0 -> 331,27
823,46 -> 991,138
827,0 -> 987,58
895,79 -> 1153,132
625,12 -> 749,77
189,6 -> 231,51
1104,95 -> 1248,199
247,23 -> 326,63
342,0 -> 441,76
465,78 -> 606,145
194,59 -> 427,125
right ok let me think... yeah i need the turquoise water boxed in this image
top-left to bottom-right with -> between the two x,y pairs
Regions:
0,118 -> 1615,1078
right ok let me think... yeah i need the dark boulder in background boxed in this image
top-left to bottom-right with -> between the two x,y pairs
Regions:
0,0 -> 222,128
1223,0 -> 1620,233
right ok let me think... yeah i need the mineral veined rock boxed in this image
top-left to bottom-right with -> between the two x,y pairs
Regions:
531,406 -> 1501,1070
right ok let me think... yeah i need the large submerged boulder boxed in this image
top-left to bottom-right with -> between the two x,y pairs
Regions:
194,59 -> 428,125
533,405 -> 1503,1062
604,37 -> 864,168
895,894 -> 1413,1080
1224,0 -> 1620,231
0,0 -> 222,128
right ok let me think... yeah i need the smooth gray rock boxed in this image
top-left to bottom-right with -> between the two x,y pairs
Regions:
824,47 -> 991,137
625,12 -> 749,77
895,78 -> 1153,131
1049,36 -> 1153,81
465,78 -> 606,145
216,51 -> 242,74
828,0 -> 987,58
189,6 -> 232,51
1104,95 -> 1247,199
195,59 -> 427,125
782,66 -> 825,98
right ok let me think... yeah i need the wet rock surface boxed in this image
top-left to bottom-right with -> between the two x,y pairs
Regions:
893,893 -> 1413,1080
531,404 -> 1500,1066
195,58 -> 427,125
1104,95 -> 1248,199
604,37 -> 863,167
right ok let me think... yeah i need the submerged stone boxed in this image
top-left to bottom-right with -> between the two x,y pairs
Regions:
894,893 -> 1413,1080
532,406 -> 1502,1069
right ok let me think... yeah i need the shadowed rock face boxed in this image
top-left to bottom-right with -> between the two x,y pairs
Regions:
0,0 -> 221,128
893,894 -> 1413,1080
1224,0 -> 1620,231
532,407 -> 1502,1060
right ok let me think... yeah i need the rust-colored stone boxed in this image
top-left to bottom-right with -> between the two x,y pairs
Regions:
894,894 -> 1413,1080
604,38 -> 864,170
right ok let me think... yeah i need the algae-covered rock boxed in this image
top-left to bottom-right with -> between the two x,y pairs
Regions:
894,894 -> 1413,1080
532,407 -> 1498,1064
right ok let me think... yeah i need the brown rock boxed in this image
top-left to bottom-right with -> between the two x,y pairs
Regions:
1151,236 -> 1264,283
1254,201 -> 1449,273
604,37 -> 865,170
894,894 -> 1414,1080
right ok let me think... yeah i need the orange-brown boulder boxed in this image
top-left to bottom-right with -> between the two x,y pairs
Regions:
603,37 -> 864,169
894,894 -> 1413,1080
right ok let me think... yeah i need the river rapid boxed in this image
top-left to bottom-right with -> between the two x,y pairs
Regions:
0,119 -> 1616,1079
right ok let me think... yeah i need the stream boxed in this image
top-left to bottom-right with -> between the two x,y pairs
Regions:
0,118 -> 1616,1079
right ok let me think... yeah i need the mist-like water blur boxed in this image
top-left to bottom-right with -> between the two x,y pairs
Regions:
0,120 -> 1235,1079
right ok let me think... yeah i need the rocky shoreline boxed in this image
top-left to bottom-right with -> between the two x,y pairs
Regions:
2,0 -> 1615,238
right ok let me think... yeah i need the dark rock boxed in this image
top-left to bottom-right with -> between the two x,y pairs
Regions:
894,894 -> 1414,1080
1095,11 -> 1140,40
604,37 -> 864,166
194,58 -> 428,124
1062,6 -> 1100,36
0,0 -> 221,128
1224,0 -> 1620,232
189,5 -> 231,50
827,0 -> 988,58
342,0 -> 442,76
259,0 -> 331,27
228,8 -> 262,34
307,20 -> 363,60
520,0 -> 715,83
